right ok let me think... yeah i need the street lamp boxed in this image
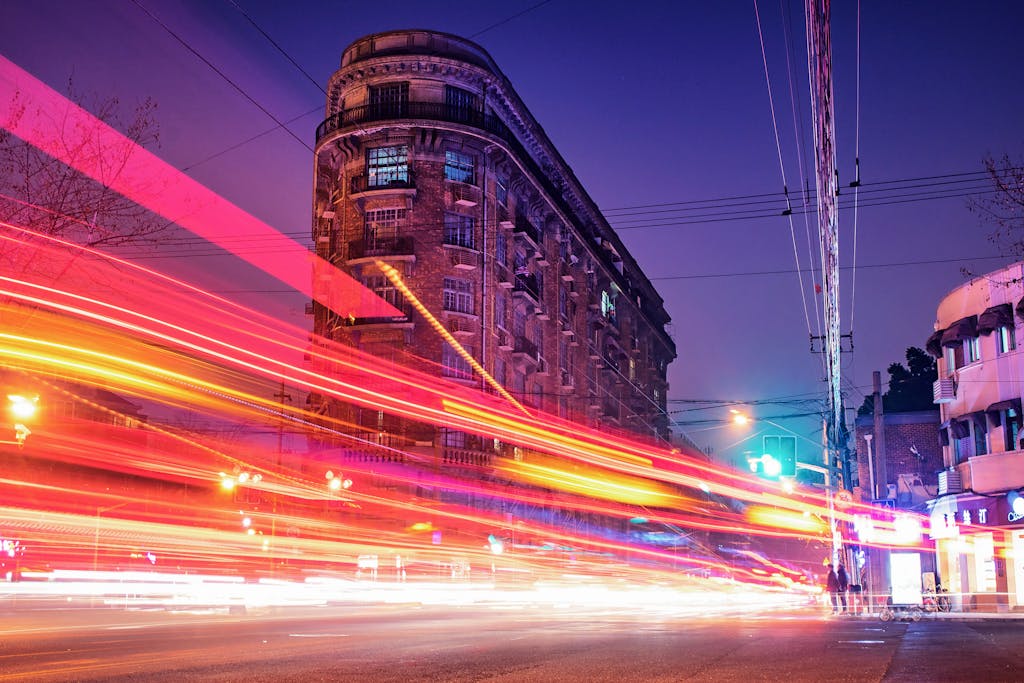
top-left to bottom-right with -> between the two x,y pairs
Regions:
326,470 -> 352,492
7,393 -> 38,447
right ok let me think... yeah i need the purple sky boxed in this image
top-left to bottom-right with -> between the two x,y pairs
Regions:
4,1 -> 1023,462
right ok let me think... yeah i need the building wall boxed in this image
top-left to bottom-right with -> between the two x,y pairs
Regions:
925,260 -> 1024,610
311,30 -> 676,454
853,412 -> 941,505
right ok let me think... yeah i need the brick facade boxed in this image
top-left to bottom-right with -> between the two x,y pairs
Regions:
310,31 -> 676,461
853,411 -> 942,505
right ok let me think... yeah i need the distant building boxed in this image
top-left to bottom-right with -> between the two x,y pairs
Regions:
310,30 -> 676,462
924,261 -> 1024,611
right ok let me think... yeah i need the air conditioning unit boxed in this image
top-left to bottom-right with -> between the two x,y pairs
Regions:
452,185 -> 477,207
535,249 -> 550,267
560,370 -> 575,389
535,305 -> 550,321
536,357 -> 550,376
451,249 -> 477,270
448,318 -> 473,337
933,378 -> 956,403
498,219 -> 514,230
938,468 -> 963,495
321,210 -> 336,219
567,332 -> 578,346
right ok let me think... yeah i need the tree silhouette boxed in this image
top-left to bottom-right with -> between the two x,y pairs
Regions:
0,78 -> 168,250
857,347 -> 937,416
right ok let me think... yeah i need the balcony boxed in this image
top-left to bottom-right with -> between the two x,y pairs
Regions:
341,301 -> 414,328
347,236 -> 415,263
496,264 -> 514,288
959,450 -> 1024,495
315,101 -> 583,270
513,216 -> 540,248
512,273 -> 540,304
512,336 -> 539,365
350,170 -> 416,196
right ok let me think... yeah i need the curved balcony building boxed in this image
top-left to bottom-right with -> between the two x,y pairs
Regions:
310,30 -> 676,459
925,261 -> 1024,610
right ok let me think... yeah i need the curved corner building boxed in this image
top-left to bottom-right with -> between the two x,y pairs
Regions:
311,30 -> 676,458
925,261 -> 1024,610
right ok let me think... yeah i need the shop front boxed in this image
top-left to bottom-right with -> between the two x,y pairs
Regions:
929,494 -> 1021,611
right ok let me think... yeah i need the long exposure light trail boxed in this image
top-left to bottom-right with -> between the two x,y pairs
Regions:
0,53 -> 932,618
0,55 -> 398,321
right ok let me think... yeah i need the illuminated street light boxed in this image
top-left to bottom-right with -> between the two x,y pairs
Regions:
7,393 -> 38,447
326,470 -> 352,491
7,394 -> 38,420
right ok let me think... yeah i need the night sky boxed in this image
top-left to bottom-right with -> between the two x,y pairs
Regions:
4,1 -> 1023,463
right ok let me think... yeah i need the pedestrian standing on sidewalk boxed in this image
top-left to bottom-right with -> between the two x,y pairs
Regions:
836,563 -> 849,614
825,563 -> 841,614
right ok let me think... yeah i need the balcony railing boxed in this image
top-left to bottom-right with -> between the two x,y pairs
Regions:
512,336 -> 539,363
348,236 -> 415,260
351,170 -> 416,194
513,216 -> 540,246
512,273 -> 539,303
317,102 -> 496,142
342,301 -> 414,327
316,101 -> 579,249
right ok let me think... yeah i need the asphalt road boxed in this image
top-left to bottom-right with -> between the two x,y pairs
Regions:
1,605 -> 1022,682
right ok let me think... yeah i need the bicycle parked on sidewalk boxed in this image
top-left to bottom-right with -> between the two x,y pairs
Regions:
877,595 -> 923,622
922,585 -> 951,613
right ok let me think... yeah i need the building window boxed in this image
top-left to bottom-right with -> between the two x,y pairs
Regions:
1004,407 -> 1022,451
998,325 -> 1016,354
442,342 -> 473,380
495,293 -> 507,330
445,85 -> 478,122
362,275 -> 406,311
441,428 -> 466,448
496,174 -> 508,205
965,336 -> 981,364
494,357 -> 506,387
368,82 -> 408,116
559,287 -> 568,319
445,150 -> 475,184
974,419 -> 988,456
364,208 -> 407,247
944,344 -> 964,375
495,233 -> 507,267
513,309 -> 526,338
444,212 -> 475,249
366,146 -> 408,187
443,277 -> 474,314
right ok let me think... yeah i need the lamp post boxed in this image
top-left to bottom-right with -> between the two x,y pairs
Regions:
863,433 -> 876,501
93,501 -> 130,574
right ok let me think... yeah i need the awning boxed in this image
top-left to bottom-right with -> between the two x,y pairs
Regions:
925,329 -> 945,358
940,316 -> 978,347
938,422 -> 950,447
986,398 -> 1022,415
950,419 -> 971,440
978,303 -> 1014,335
986,398 -> 1022,427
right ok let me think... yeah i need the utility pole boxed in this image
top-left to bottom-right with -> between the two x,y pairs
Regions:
805,0 -> 846,492
273,379 -> 292,468
271,379 -> 291,577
